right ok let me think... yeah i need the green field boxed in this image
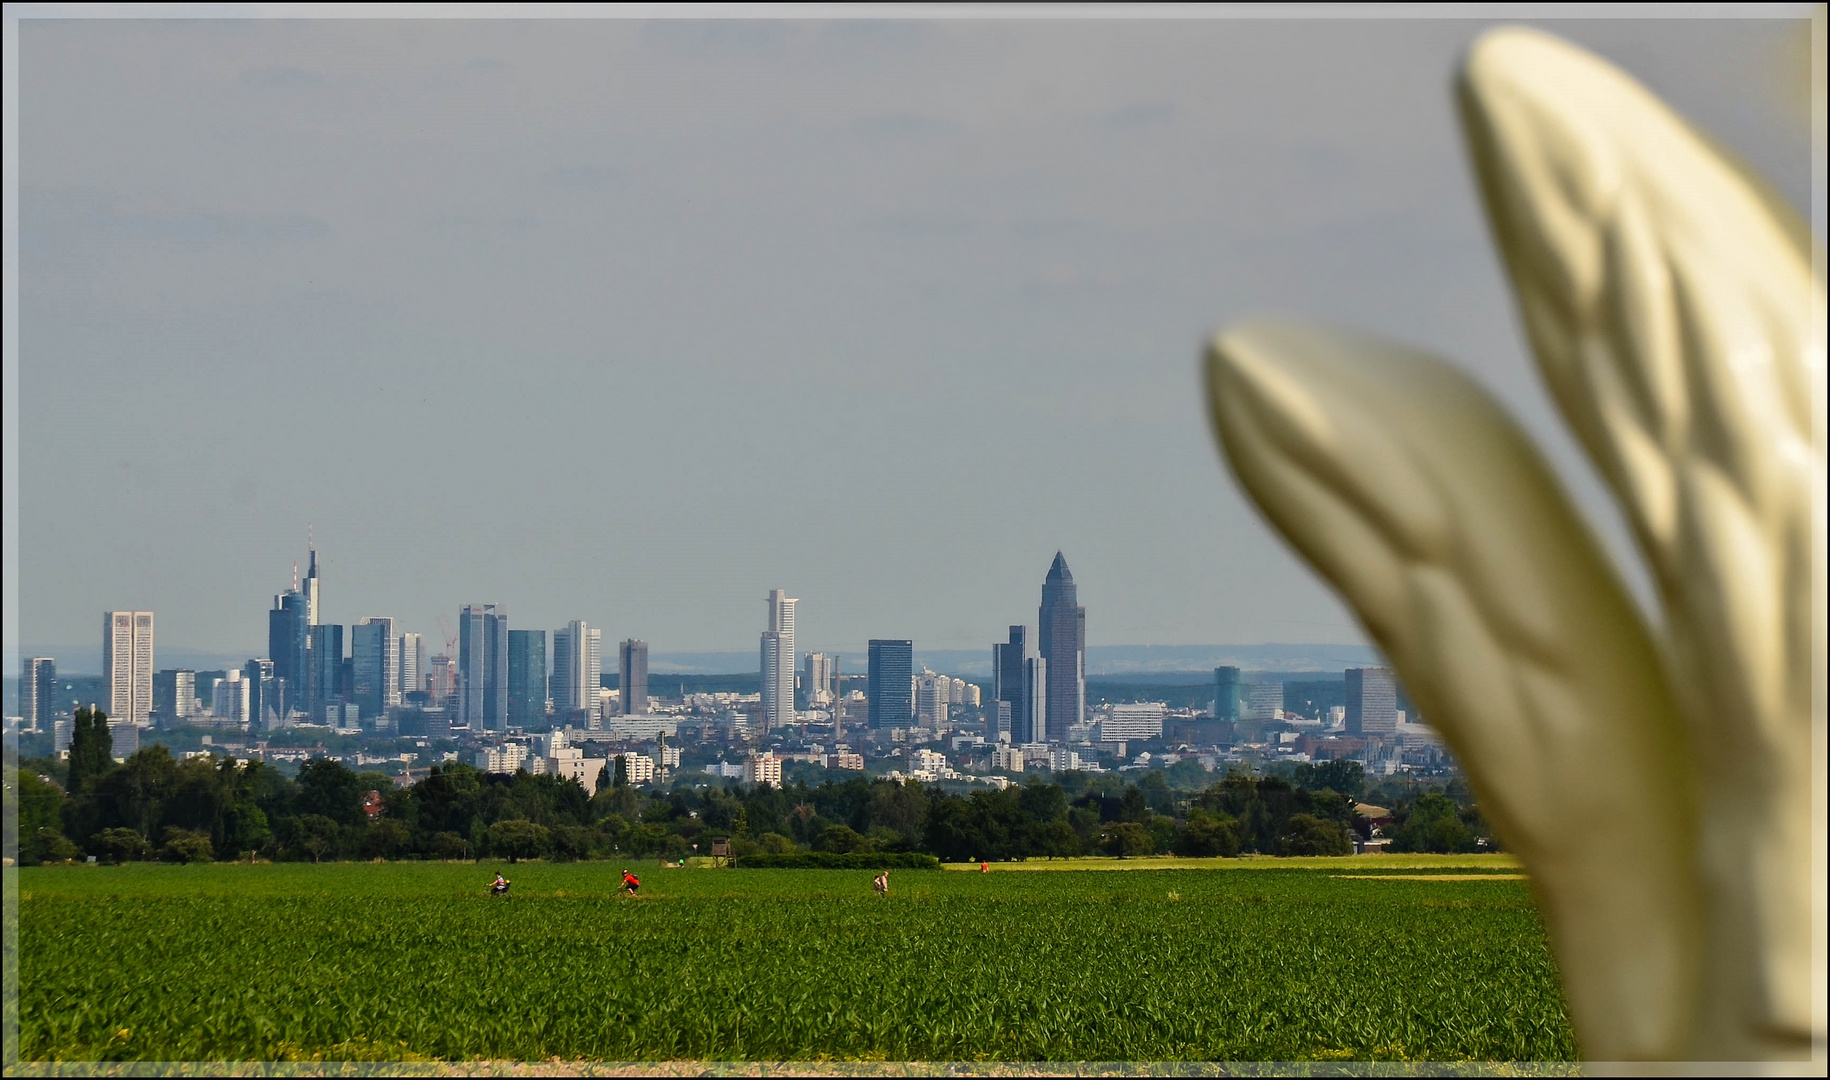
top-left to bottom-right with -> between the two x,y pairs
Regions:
15,858 -> 1574,1063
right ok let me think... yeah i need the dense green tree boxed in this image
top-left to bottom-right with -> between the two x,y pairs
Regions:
1174,810 -> 1242,857
550,825 -> 596,861
361,818 -> 412,860
24,828 -> 80,864
1282,813 -> 1353,856
65,705 -> 115,794
1294,760 -> 1366,799
159,828 -> 214,863
88,827 -> 151,863
290,814 -> 341,862
817,825 -> 870,853
1100,821 -> 1154,857
1389,792 -> 1478,853
12,768 -> 66,845
486,819 -> 552,862
295,759 -> 367,827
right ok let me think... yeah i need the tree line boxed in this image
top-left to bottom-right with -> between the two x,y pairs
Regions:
9,706 -> 1491,866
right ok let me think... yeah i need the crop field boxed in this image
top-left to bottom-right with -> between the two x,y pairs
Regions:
15,858 -> 1574,1063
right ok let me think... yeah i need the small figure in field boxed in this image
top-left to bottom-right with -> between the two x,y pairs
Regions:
980,860 -> 990,874
489,872 -> 510,897
622,869 -> 641,897
872,871 -> 889,897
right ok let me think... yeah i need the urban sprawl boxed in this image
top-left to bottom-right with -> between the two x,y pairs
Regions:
13,547 -> 1454,798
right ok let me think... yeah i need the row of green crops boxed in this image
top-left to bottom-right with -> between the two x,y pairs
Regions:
16,861 -> 1574,1062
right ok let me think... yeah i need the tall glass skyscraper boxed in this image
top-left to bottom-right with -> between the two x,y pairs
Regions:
1037,552 -> 1085,743
458,604 -> 509,731
508,629 -> 548,728
619,639 -> 649,715
1214,666 -> 1242,721
867,639 -> 913,729
760,590 -> 797,732
990,626 -> 1030,743
351,617 -> 399,719
308,623 -> 344,720
269,588 -> 309,719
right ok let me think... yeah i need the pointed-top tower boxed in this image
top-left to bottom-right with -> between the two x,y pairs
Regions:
304,528 -> 320,626
1038,551 -> 1085,743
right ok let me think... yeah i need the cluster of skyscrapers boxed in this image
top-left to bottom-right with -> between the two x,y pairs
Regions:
986,552 -> 1086,744
23,548 -> 1094,744
14,540 -> 660,737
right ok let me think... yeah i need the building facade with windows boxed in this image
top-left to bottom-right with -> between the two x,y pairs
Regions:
867,639 -> 914,729
104,610 -> 154,726
760,590 -> 797,731
1037,554 -> 1085,742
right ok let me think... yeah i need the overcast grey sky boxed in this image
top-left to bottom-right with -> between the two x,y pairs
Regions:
3,8 -> 1817,667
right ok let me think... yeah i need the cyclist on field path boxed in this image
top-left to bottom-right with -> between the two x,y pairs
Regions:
622,869 -> 641,896
872,870 -> 889,896
489,872 -> 510,896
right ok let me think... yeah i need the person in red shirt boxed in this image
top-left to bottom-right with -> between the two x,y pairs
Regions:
621,869 -> 640,896
980,860 -> 989,874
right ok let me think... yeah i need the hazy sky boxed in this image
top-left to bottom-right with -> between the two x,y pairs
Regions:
4,7 -> 1817,666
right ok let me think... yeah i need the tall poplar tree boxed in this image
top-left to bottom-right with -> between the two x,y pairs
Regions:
65,705 -> 115,793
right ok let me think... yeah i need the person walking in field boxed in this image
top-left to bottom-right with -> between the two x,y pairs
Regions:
980,860 -> 989,874
622,869 -> 641,897
872,870 -> 889,897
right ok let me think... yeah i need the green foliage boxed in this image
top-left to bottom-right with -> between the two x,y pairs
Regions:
1173,811 -> 1242,857
1390,792 -> 1480,854
65,705 -> 115,795
1293,759 -> 1366,799
87,828 -> 152,864
485,819 -> 551,863
23,828 -> 80,865
158,828 -> 214,864
736,851 -> 941,870
16,862 -> 1571,1062
1281,814 -> 1353,857
21,744 -> 1485,869
1099,821 -> 1155,857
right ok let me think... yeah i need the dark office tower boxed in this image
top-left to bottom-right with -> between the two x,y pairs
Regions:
269,589 -> 309,719
459,604 -> 510,732
619,640 -> 649,715
990,626 -> 1031,742
867,640 -> 914,729
22,657 -> 56,730
1345,667 -> 1399,736
508,629 -> 548,728
1037,552 -> 1086,743
1214,666 -> 1242,721
308,623 -> 345,720
244,658 -> 279,730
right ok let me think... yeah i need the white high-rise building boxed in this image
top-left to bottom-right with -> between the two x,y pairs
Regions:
551,620 -> 602,717
916,670 -> 950,728
104,611 -> 154,726
760,589 -> 797,732
803,652 -> 835,707
213,668 -> 249,723
398,633 -> 425,696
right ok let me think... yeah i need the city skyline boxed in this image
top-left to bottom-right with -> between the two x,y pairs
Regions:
10,17 -> 1811,664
